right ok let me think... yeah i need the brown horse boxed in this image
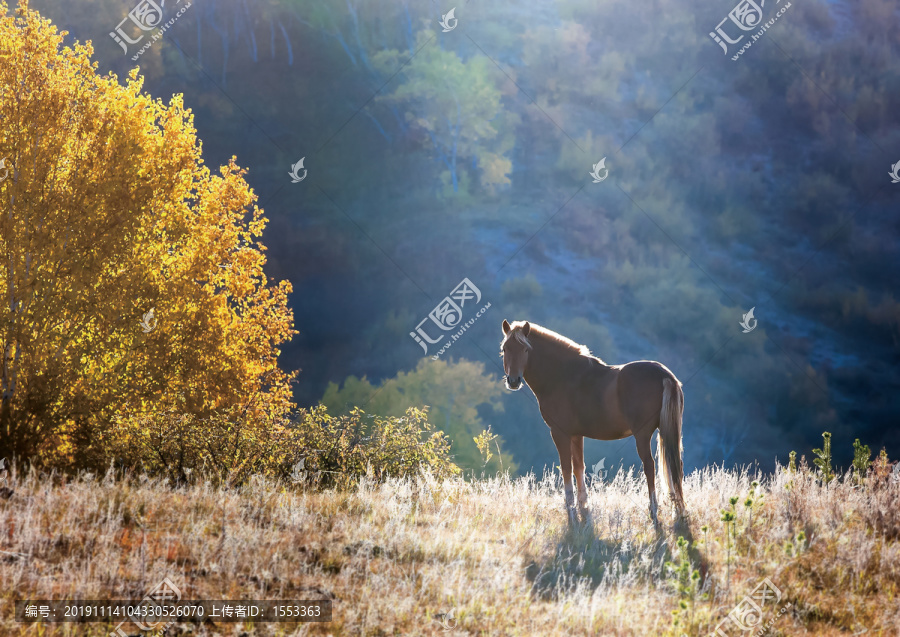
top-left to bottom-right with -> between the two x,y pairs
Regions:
500,319 -> 685,525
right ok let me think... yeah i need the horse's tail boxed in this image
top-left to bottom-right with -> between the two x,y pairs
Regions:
657,377 -> 685,514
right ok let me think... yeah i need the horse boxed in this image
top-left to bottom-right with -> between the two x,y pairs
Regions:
500,319 -> 685,525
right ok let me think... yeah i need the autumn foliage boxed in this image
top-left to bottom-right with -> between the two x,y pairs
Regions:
0,3 -> 296,468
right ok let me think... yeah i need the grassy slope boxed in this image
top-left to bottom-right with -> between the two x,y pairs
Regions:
0,463 -> 898,636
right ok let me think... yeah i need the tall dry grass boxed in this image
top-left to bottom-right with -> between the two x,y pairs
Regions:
0,460 -> 898,636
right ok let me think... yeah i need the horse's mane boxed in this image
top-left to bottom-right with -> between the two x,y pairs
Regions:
531,323 -> 593,358
504,321 -> 601,362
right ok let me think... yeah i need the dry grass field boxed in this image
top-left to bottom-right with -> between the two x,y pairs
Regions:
1,460 -> 899,636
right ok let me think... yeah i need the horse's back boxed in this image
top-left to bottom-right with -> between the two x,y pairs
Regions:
617,360 -> 680,385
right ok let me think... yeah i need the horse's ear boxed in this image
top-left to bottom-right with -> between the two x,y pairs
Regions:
502,319 -> 511,335
522,321 -> 531,337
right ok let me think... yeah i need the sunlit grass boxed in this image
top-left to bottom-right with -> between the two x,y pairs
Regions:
0,461 -> 897,635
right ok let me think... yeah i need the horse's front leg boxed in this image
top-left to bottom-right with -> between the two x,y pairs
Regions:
571,435 -> 588,509
550,427 -> 575,513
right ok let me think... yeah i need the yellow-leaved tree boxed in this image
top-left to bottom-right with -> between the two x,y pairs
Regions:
0,2 -> 296,473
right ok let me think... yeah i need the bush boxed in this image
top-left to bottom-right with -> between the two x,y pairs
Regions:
107,403 -> 459,487
289,406 -> 460,488
108,402 -> 287,486
320,359 -> 513,473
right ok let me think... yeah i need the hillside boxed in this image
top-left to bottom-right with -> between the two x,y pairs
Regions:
0,463 -> 898,636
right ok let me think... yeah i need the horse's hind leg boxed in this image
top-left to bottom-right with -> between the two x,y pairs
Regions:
571,436 -> 588,508
635,432 -> 658,526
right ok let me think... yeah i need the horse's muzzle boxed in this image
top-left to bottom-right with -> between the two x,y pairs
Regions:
505,377 -> 522,390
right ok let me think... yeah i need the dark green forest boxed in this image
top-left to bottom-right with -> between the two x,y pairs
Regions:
29,0 -> 900,476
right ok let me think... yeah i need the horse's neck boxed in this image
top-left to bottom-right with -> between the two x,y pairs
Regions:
525,339 -> 583,396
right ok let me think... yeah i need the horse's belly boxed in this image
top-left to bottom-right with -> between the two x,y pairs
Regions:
576,390 -> 632,440
537,379 -> 632,440
582,420 -> 633,441
563,409 -> 632,440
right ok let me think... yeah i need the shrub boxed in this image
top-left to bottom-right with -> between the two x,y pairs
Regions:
664,535 -> 702,634
320,359 -> 513,473
107,403 -> 459,487
108,399 -> 293,486
812,432 -> 835,483
852,438 -> 871,485
289,406 -> 460,488
869,448 -> 895,490
474,426 -> 499,466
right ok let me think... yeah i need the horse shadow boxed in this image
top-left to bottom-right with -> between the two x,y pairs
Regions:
523,506 -> 705,600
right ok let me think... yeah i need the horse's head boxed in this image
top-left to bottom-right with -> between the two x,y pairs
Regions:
500,319 -> 532,391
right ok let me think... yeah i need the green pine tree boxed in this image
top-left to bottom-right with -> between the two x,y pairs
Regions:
813,432 -> 835,483
852,438 -> 871,485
